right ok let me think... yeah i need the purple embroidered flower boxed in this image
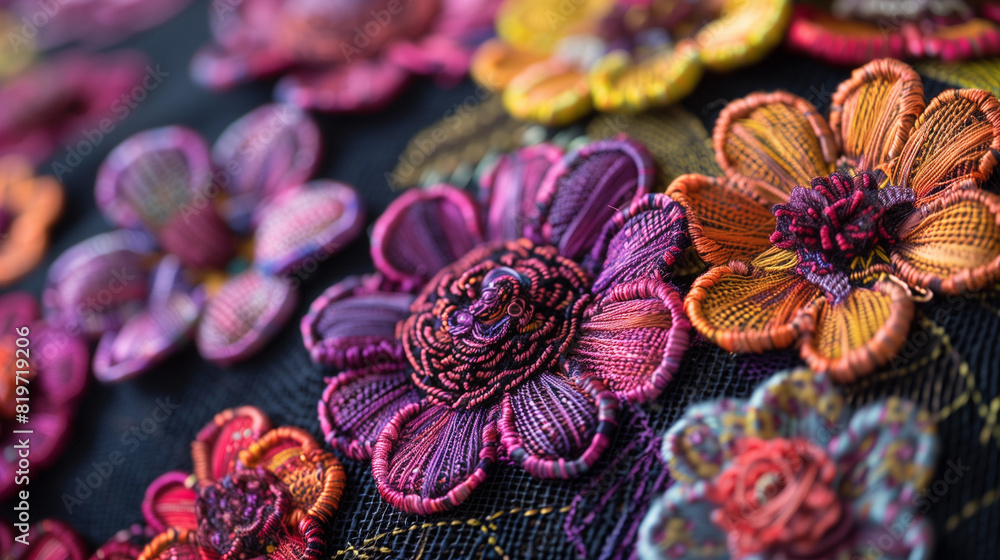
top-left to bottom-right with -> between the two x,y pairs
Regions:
191,0 -> 501,113
638,369 -> 939,560
0,50 -> 145,164
0,292 -> 89,502
304,136 -> 692,514
2,0 -> 192,48
43,104 -> 365,381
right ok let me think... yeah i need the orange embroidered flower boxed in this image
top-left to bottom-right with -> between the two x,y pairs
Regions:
0,156 -> 63,287
667,58 -> 1000,382
470,0 -> 791,126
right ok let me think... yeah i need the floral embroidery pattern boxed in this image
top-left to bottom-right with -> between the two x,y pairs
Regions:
0,292 -> 89,501
304,137 -> 692,514
668,58 -> 1000,382
132,406 -> 345,560
470,0 -> 791,125
190,0 -> 500,113
0,157 -> 63,288
789,0 -> 1000,65
43,104 -> 364,381
638,368 -> 939,560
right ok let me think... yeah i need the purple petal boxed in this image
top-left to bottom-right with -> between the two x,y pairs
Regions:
211,103 -> 322,233
301,275 -> 414,369
587,193 -> 688,294
196,269 -> 297,366
275,58 -> 411,113
319,369 -> 422,461
32,321 -> 90,407
535,137 -> 655,261
96,126 -> 236,269
43,229 -> 156,339
93,274 -> 205,384
479,143 -> 563,243
253,181 -> 364,276
372,400 -> 499,515
190,43 -> 292,90
371,185 -> 483,288
567,278 -> 690,404
499,373 -> 618,479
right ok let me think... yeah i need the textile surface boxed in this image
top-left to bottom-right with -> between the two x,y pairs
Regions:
3,2 -> 999,558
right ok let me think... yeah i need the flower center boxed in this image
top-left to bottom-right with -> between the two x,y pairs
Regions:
196,468 -> 289,560
401,240 -> 591,409
770,171 -> 914,296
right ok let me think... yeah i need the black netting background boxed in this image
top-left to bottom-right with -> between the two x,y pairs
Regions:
3,2 -> 999,558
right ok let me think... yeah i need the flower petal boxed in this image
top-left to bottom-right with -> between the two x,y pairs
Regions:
301,275 -> 413,369
14,520 -> 86,560
142,471 -> 198,533
239,426 -> 320,471
275,58 -> 411,113
536,137 -> 654,261
637,481 -> 729,560
586,194 -> 688,293
479,143 -> 564,243
190,43 -> 291,90
93,258 -> 205,383
502,59 -> 593,126
662,399 -> 743,484
0,291 -> 39,332
500,372 -> 618,479
589,42 -> 703,115
892,188 -> 1000,293
743,368 -> 848,443
787,5 -> 908,65
830,58 -> 925,170
253,181 -> 364,276
191,406 -> 272,484
44,229 -> 156,339
922,18 -> 1000,62
32,322 -> 89,408
694,0 -> 791,71
195,269 -> 298,366
136,529 -> 199,560
686,265 -> 822,353
828,398 -> 938,525
568,278 -> 689,403
319,369 -> 422,461
96,126 -> 236,269
210,103 -> 321,233
713,91 -> 837,204
886,89 -> 1000,201
800,282 -> 914,383
470,39 -> 546,90
372,400 -> 499,515
665,174 -> 774,267
370,185 -> 484,287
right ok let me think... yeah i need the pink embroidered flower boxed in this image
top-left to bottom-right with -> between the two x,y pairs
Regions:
1,519 -> 87,560
191,0 -> 501,113
304,137 -> 692,514
42,104 -> 365,381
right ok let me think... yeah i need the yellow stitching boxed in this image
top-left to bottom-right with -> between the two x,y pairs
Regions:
946,486 -> 1000,532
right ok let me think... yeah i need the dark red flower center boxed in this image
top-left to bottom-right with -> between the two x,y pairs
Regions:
770,171 -> 914,300
401,240 -> 591,409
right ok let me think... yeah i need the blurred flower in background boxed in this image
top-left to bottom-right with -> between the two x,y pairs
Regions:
0,156 -> 62,288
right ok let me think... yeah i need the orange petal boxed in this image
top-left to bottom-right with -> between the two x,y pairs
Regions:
470,39 -> 547,90
800,281 -> 914,384
830,58 -> 925,170
588,41 -> 703,115
885,89 -> 1000,202
713,91 -> 837,205
665,173 -> 774,266
695,0 -> 792,72
503,59 -> 593,126
16,175 -> 64,228
685,265 -> 821,354
496,0 -> 613,54
891,188 -> 1000,294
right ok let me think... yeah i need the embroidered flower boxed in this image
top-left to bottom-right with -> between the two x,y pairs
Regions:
1,0 -> 192,48
667,58 -> 1000,382
1,519 -> 88,559
190,0 -> 500,113
638,368 -> 939,560
470,0 -> 791,125
0,156 -> 64,288
0,292 -> 89,502
789,0 -> 1000,64
42,104 -> 364,381
304,137 -> 691,514
0,50 -> 145,164
134,407 -> 346,560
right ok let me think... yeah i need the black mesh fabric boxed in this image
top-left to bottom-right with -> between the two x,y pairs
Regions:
3,2 -> 999,558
